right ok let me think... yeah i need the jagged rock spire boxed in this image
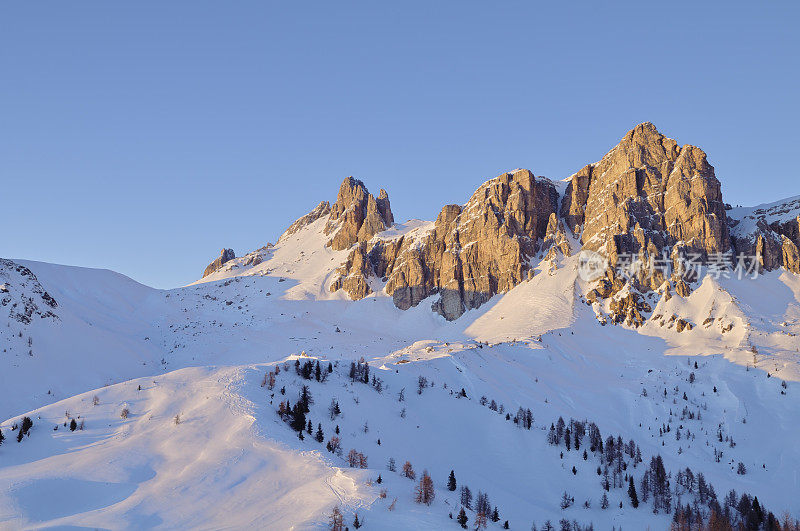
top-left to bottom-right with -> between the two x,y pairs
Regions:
325,177 -> 394,251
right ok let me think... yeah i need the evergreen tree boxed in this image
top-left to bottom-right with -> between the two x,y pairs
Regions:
600,493 -> 609,510
457,507 -> 468,529
0,428 -> 4,446
69,418 -> 77,431
290,402 -> 306,432
315,423 -> 324,443
314,361 -> 321,382
352,513 -> 361,529
306,419 -> 313,435
460,485 -> 472,509
476,491 -> 491,515
628,476 -> 639,508
491,506 -> 499,522
299,385 -> 312,412
447,470 -> 457,491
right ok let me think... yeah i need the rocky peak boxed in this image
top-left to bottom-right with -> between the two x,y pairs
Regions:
202,248 -> 236,278
325,177 -> 394,251
562,122 -> 730,292
330,169 -> 559,320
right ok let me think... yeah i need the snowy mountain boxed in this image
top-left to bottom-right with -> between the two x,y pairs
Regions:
1,123 -> 799,530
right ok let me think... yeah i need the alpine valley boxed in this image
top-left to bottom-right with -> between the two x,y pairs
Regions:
2,124 -> 799,530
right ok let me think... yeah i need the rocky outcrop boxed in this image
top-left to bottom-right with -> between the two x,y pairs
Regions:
563,123 -> 731,298
331,169 -> 559,320
542,213 -> 572,262
567,123 -> 729,260
730,197 -> 800,273
325,177 -> 394,251
202,249 -> 236,278
608,292 -> 651,327
0,259 -> 58,325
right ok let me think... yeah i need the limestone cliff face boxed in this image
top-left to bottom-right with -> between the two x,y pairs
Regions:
324,177 -> 394,251
229,123 -> 799,322
729,197 -> 800,274
561,123 -> 731,296
331,169 -> 559,320
564,123 -> 729,261
202,249 -> 236,278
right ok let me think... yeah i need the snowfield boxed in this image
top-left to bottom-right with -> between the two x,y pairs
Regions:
2,212 -> 799,529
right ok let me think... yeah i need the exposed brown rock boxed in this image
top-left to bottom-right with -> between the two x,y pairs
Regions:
325,177 -> 394,251
331,169 -> 559,320
542,213 -> 572,261
203,249 -> 235,278
608,292 -> 651,327
731,203 -> 800,273
782,237 -> 800,273
564,123 -> 730,284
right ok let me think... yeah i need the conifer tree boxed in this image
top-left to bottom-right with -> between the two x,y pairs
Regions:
330,506 -> 344,531
460,486 -> 472,509
290,402 -> 306,432
457,507 -> 468,529
70,418 -> 77,431
448,470 -> 457,491
414,470 -> 435,505
315,423 -> 324,443
628,476 -> 639,508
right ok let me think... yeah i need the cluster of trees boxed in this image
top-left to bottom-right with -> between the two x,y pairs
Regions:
349,359 -> 370,384
277,385 -> 313,437
457,483 -> 503,528
346,449 -> 368,468
295,359 -> 331,382
548,417 -> 643,492
531,520 -> 594,531
14,416 -> 33,442
551,414 -> 797,530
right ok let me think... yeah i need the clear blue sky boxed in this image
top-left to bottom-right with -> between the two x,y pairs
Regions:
2,2 -> 798,288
